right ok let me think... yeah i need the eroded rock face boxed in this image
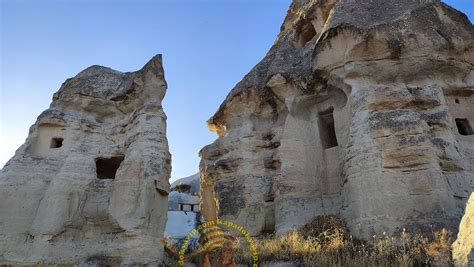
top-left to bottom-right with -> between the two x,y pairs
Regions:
0,55 -> 171,265
200,0 -> 474,238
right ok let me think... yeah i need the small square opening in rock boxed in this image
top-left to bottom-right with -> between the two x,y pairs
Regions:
95,156 -> 124,179
50,137 -> 63,148
455,118 -> 473,136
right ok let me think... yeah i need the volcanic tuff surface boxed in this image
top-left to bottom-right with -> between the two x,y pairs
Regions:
0,55 -> 171,265
200,0 -> 474,238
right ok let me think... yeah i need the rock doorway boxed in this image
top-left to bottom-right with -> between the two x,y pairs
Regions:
319,108 -> 338,149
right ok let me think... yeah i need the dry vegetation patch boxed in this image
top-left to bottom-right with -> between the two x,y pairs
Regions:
164,215 -> 454,266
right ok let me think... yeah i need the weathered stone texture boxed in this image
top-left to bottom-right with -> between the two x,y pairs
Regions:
0,55 -> 171,265
200,0 -> 474,238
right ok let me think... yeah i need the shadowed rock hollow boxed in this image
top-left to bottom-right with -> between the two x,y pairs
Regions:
200,0 -> 474,239
0,55 -> 171,265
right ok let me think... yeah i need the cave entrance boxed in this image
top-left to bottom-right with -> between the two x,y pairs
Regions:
296,22 -> 317,48
319,108 -> 338,149
50,137 -> 63,148
455,118 -> 473,136
95,156 -> 124,179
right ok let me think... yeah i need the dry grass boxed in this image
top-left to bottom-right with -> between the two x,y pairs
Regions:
164,216 -> 454,266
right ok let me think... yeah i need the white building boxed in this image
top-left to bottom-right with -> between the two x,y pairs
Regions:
165,173 -> 201,239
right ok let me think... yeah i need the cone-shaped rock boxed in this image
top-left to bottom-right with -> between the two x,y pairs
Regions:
0,55 -> 171,265
200,0 -> 474,238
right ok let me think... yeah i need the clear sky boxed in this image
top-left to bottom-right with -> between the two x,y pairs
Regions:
1,0 -> 472,182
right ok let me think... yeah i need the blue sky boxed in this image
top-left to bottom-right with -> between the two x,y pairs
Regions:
0,0 -> 472,182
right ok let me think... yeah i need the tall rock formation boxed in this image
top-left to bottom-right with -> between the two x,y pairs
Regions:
453,193 -> 474,267
0,55 -> 171,265
200,0 -> 474,238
